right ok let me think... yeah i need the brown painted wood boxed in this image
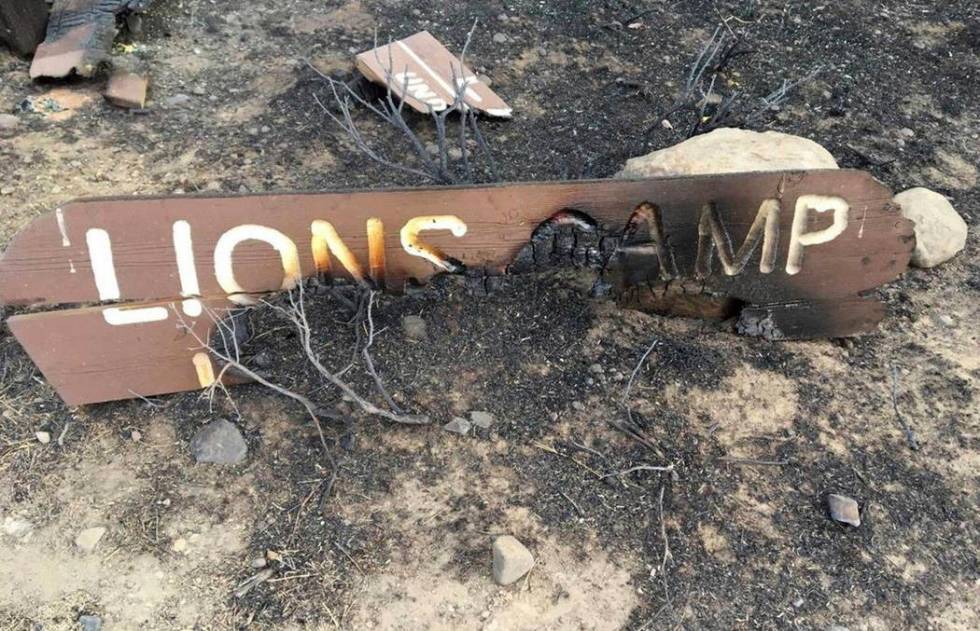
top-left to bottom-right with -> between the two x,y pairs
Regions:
0,170 -> 914,405
6,297 -> 244,406
356,31 -> 512,117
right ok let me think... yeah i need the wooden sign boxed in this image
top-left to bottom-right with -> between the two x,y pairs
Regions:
356,31 -> 512,117
0,171 -> 913,406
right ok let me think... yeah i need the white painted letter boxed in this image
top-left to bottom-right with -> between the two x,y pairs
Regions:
400,216 -> 467,271
215,225 -> 301,304
173,220 -> 202,316
310,220 -> 366,283
786,195 -> 849,275
86,228 -> 171,325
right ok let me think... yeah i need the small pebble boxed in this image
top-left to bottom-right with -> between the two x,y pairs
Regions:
75,526 -> 107,552
401,315 -> 427,341
131,430 -> 142,442
470,411 -> 494,429
78,615 -> 103,631
492,32 -> 508,44
827,494 -> 861,527
35,431 -> 51,444
492,535 -> 534,585
443,417 -> 471,436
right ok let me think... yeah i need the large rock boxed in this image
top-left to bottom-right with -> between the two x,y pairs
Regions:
893,187 -> 967,268
616,128 -> 838,178
492,535 -> 534,585
190,419 -> 248,464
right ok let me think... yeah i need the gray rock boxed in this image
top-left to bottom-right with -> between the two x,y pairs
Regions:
0,114 -> 20,136
492,535 -> 534,585
2,516 -> 34,539
616,128 -> 838,178
35,431 -> 51,444
492,32 -> 508,44
470,411 -> 494,429
827,494 -> 861,527
78,614 -> 103,631
443,417 -> 471,435
75,526 -> 107,552
190,419 -> 248,464
893,187 -> 967,268
401,315 -> 427,341
164,93 -> 192,108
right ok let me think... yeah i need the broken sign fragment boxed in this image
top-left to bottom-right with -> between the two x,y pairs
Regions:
355,31 -> 512,118
30,0 -> 153,79
104,69 -> 148,109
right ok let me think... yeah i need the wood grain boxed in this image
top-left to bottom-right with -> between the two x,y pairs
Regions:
0,170 -> 914,405
355,30 -> 512,117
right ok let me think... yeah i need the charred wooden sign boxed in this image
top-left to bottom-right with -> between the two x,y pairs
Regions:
0,170 -> 913,406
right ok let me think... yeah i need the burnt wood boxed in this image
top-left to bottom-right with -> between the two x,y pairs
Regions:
0,0 -> 48,56
0,170 -> 914,405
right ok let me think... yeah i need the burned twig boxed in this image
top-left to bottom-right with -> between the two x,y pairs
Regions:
648,23 -> 820,138
309,21 -> 498,185
718,456 -> 789,466
600,463 -> 675,479
890,365 -> 919,450
622,338 -> 660,424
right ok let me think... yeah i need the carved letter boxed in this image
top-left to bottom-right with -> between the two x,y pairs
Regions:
215,225 -> 301,305
786,195 -> 849,275
623,202 -> 676,281
310,220 -> 367,283
86,228 -> 170,325
696,200 -> 780,278
173,220 -> 202,316
400,215 -> 468,271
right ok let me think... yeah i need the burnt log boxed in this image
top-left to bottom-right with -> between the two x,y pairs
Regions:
0,0 -> 48,57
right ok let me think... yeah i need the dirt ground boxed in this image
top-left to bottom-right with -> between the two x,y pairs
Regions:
1,0 -> 978,629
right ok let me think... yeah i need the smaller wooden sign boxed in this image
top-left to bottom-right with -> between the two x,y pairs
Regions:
356,31 -> 512,117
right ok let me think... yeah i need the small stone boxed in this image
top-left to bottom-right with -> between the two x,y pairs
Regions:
443,417 -> 471,435
2,516 -> 34,539
164,93 -> 192,108
172,538 -> 188,552
470,411 -> 494,429
78,614 -> 102,631
250,556 -> 268,568
104,70 -> 149,109
253,351 -> 273,368
588,363 -> 604,375
448,147 -> 463,161
75,526 -> 107,552
190,419 -> 248,465
191,85 -> 207,96
35,431 -> 51,444
492,535 -> 534,585
893,187 -> 967,268
571,401 -> 585,411
0,114 -> 20,136
827,494 -> 861,527
792,596 -> 804,608
492,32 -> 508,44
131,430 -> 142,442
401,315 -> 427,341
